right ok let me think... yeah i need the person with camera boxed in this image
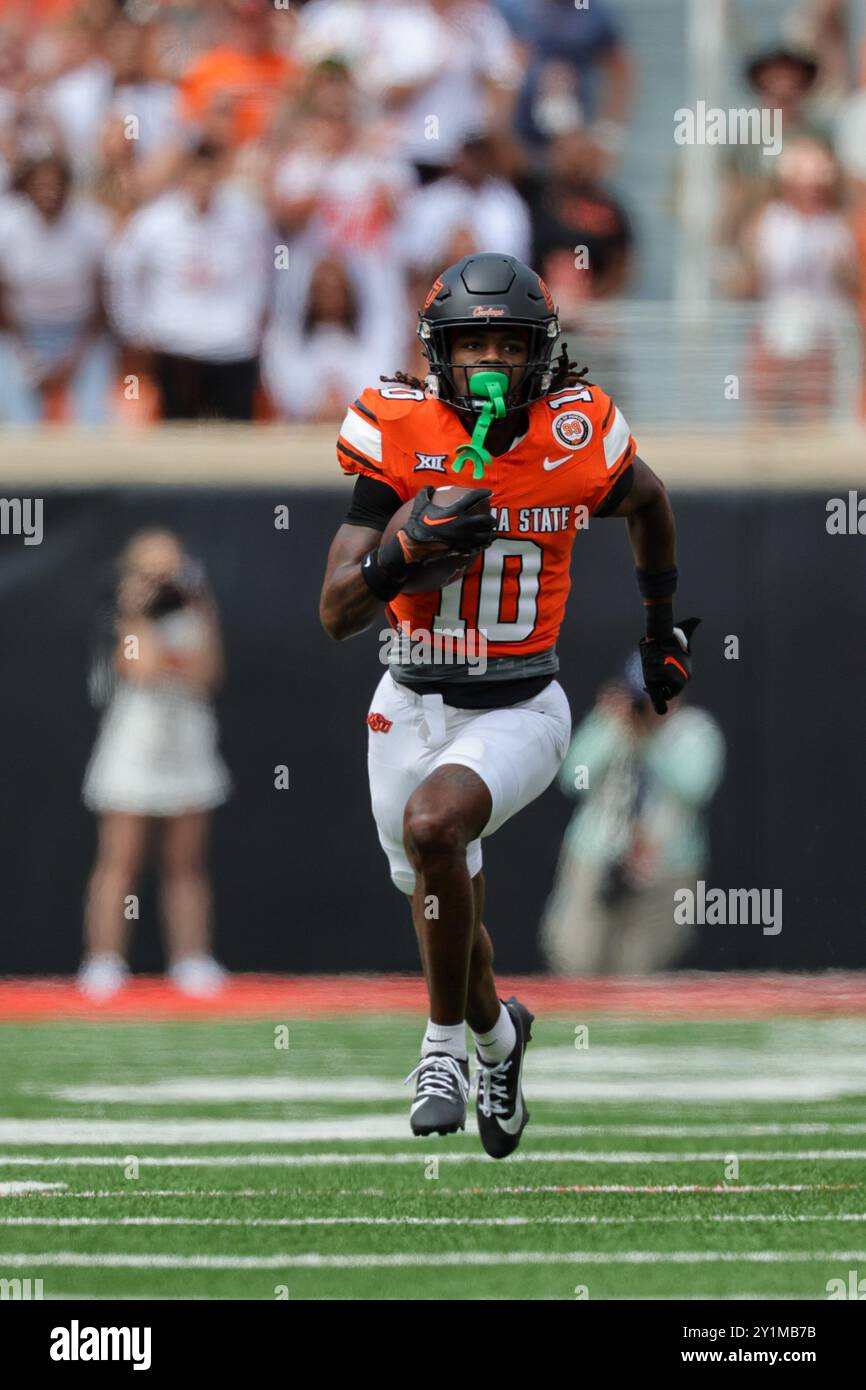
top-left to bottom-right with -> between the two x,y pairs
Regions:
79,529 -> 231,1000
540,654 -> 725,975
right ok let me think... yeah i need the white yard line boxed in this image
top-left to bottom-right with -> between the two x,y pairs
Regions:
1,1149 -> 866,1167
0,1182 -> 67,1195
531,1123 -> 866,1137
457,1183 -> 861,1195
1,1250 -> 865,1269
6,1119 -> 866,1144
40,1076 -> 866,1103
1,1212 -> 865,1228
2,1182 -> 855,1198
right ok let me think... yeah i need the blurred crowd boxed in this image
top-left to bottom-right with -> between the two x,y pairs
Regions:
0,0 -> 863,423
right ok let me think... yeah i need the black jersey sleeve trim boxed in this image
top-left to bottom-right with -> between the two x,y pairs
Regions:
352,397 -> 379,424
344,473 -> 403,530
337,441 -> 384,474
593,462 -> 635,517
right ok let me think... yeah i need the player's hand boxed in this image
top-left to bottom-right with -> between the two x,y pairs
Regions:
639,617 -> 700,715
401,486 -> 495,560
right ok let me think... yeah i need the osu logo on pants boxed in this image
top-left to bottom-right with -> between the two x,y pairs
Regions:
367,711 -> 393,733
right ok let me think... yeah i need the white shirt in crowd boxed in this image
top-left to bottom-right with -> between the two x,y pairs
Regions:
45,61 -> 181,169
297,0 -> 520,166
0,194 -> 110,326
262,250 -> 408,419
108,186 -> 273,362
272,146 -> 415,257
263,322 -> 388,419
753,201 -> 857,356
396,174 -> 531,270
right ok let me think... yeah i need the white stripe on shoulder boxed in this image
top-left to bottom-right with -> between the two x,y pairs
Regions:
603,407 -> 632,470
340,407 -> 382,463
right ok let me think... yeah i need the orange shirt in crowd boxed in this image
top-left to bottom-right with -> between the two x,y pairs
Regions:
178,46 -> 299,145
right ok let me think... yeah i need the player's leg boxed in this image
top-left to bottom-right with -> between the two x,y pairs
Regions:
402,764 -> 490,1135
404,764 -> 491,1022
423,681 -> 571,1155
159,811 -> 224,994
466,872 -> 500,1034
80,811 -> 151,997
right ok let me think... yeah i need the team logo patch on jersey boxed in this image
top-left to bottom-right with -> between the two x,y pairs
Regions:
552,411 -> 593,450
367,712 -> 393,734
414,452 -> 448,472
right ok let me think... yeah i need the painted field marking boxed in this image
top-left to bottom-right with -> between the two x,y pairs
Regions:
8,1118 -> 866,1145
2,1182 -> 859,1199
1,1150 -> 866,1167
1,1212 -> 866,1228
2,1250 -> 866,1269
0,1182 -> 67,1195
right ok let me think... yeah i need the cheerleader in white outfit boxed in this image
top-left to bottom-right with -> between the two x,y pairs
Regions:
79,529 -> 231,999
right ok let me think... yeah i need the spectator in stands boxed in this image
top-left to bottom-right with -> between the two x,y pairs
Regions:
836,37 -> 866,415
719,45 -> 827,249
108,139 -> 273,421
520,127 -> 633,317
395,132 -> 531,287
494,0 -> 633,169
270,58 -> 415,260
297,0 -> 522,182
727,136 -> 859,421
80,528 -> 231,1001
540,656 -> 725,976
262,252 -> 406,421
788,0 -> 851,109
0,153 -> 114,423
177,0 -> 300,150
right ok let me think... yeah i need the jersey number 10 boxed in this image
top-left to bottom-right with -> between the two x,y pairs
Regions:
432,538 -> 542,643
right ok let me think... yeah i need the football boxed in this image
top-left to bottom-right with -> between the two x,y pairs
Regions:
381,485 -> 489,594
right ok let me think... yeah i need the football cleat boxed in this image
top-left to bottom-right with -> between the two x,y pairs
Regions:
475,996 -> 534,1159
405,1052 -> 470,1137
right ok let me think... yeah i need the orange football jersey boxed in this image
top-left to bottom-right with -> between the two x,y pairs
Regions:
337,382 -> 636,659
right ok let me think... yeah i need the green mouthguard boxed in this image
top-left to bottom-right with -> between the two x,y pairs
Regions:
452,370 -> 508,480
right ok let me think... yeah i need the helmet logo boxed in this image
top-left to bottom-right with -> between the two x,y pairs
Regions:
471,305 -> 507,317
538,276 -> 555,310
423,277 -> 445,309
552,411 -> 592,449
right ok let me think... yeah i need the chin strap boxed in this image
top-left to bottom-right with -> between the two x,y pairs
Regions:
451,370 -> 508,480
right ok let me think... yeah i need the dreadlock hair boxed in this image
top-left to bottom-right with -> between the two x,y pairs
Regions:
548,342 -> 593,393
379,370 -> 426,391
380,344 -> 592,399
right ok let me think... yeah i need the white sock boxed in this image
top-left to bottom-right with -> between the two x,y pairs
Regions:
474,1002 -> 516,1064
421,1019 -> 467,1060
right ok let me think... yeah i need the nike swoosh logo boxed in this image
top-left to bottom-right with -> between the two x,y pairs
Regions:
489,1011 -> 528,1136
543,454 -> 574,470
425,513 -> 460,526
494,1095 -> 526,1135
663,655 -> 689,679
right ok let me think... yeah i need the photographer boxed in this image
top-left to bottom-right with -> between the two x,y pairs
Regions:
540,655 -> 725,975
79,529 -> 231,999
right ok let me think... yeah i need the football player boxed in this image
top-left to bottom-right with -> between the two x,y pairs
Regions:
319,253 -> 696,1157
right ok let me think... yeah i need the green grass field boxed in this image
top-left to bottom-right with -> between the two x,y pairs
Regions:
1,1012 -> 865,1301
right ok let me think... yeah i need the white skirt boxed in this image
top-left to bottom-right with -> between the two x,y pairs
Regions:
83,681 -> 232,816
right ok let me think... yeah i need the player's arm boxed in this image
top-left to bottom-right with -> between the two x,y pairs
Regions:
604,454 -> 676,577
319,525 -> 384,641
600,455 -> 698,713
319,475 -> 492,641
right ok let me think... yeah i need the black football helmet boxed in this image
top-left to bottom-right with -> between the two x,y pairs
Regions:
418,253 -> 561,414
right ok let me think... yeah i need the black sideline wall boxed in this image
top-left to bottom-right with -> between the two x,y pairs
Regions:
1,486 -> 863,975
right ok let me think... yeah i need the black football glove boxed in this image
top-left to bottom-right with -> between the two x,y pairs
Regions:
639,617 -> 700,715
401,486 -> 495,553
